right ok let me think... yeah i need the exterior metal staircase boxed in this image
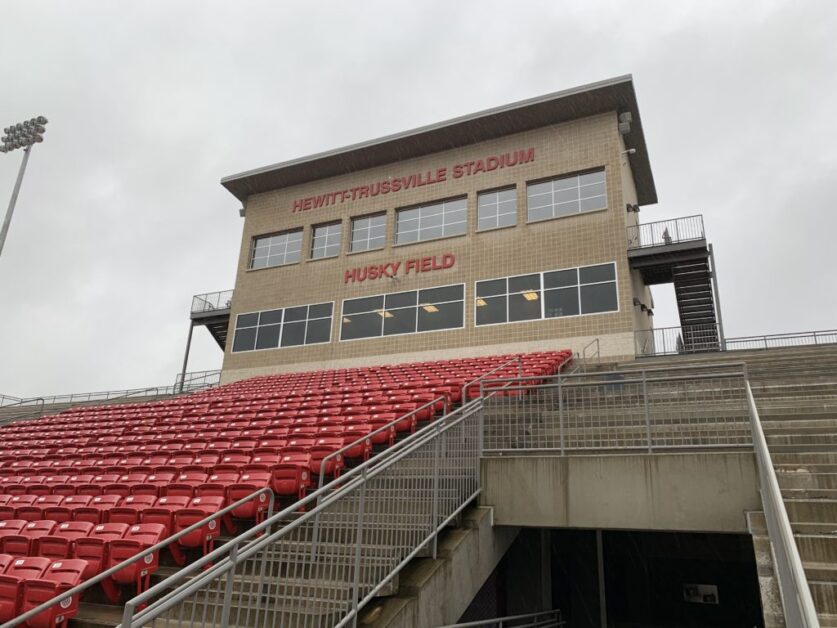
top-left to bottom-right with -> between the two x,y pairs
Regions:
672,260 -> 720,352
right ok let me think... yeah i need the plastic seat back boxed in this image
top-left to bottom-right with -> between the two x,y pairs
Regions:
21,558 -> 88,627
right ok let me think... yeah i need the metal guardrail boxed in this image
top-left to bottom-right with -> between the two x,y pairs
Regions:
119,399 -> 483,627
581,338 -> 600,363
626,215 -> 705,250
0,371 -> 221,419
637,326 -> 837,357
2,488 -> 275,628
173,369 -> 222,390
745,379 -> 819,627
0,394 -> 23,407
440,609 -> 566,628
727,329 -> 837,351
191,290 -> 233,315
479,363 -> 751,453
635,324 -> 721,357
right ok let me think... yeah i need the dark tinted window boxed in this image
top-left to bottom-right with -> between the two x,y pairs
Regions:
341,312 -> 382,340
343,296 -> 384,315
545,287 -> 580,318
418,301 -> 463,332
579,263 -> 615,284
476,296 -> 506,325
580,283 -> 618,314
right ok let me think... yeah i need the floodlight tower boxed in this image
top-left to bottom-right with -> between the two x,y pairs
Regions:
0,116 -> 49,257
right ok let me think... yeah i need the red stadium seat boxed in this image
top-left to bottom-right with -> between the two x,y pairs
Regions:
173,497 -> 224,556
0,519 -> 57,556
73,523 -> 130,587
20,558 -> 88,628
310,438 -> 345,478
270,453 -> 312,500
0,556 -> 51,622
75,494 -> 122,525
109,495 -> 157,526
106,523 -> 166,599
35,533 -> 76,561
0,495 -> 38,520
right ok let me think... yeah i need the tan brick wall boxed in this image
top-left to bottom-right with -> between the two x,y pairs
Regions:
222,111 -> 641,378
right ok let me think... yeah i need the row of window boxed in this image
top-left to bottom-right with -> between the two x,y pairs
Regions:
249,168 -> 607,270
231,262 -> 618,352
232,302 -> 333,352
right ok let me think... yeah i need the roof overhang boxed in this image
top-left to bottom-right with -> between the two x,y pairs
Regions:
221,74 -> 657,206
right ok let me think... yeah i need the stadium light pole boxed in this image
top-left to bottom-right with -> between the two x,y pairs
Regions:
0,116 -> 49,258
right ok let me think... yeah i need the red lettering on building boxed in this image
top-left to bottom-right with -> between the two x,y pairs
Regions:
344,254 -> 456,284
290,149 -> 535,213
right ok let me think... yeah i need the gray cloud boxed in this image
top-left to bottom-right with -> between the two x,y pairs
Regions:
1,0 -> 835,396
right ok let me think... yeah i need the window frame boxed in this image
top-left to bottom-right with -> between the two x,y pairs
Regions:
394,196 -> 468,246
474,262 -> 619,328
249,228 -> 304,270
476,185 -> 518,232
310,221 -> 343,260
231,301 -> 335,353
349,212 -> 387,254
339,283 -> 466,342
526,168 -> 608,224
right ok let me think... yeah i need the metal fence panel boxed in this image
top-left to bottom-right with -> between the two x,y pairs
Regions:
120,402 -> 483,628
481,367 -> 751,453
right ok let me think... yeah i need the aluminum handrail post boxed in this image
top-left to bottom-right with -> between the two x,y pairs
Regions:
431,424 -> 442,559
559,375 -> 565,455
351,467 -> 368,628
643,370 -> 652,453
219,540 -> 239,626
745,380 -> 818,627
478,382 -> 485,455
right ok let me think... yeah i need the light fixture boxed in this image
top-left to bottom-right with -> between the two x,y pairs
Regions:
422,304 -> 439,313
376,310 -> 394,318
522,291 -> 539,301
1,115 -> 49,258
342,317 -> 351,324
476,298 -> 487,307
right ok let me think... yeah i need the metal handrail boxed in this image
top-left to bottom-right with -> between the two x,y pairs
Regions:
483,360 -> 747,383
119,398 -> 484,626
2,487 -> 275,627
626,214 -> 705,250
316,396 -> 447,491
581,338 -> 600,363
0,374 -> 221,413
745,379 -> 819,627
440,609 -> 565,628
191,290 -> 233,315
0,394 -> 23,407
461,356 -> 524,402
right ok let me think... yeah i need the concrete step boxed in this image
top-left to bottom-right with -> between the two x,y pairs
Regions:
767,434 -> 837,447
774,452 -> 837,465
782,488 -> 837,500
778,471 -> 837,490
784,498 -> 837,523
811,580 -> 837,614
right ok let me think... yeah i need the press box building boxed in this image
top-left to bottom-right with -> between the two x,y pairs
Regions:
195,75 -> 722,385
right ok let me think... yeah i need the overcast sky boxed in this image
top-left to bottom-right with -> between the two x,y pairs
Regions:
1,0 -> 835,397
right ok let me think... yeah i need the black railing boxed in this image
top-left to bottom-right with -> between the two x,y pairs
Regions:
191,289 -> 233,314
637,326 -> 837,357
627,215 -> 705,250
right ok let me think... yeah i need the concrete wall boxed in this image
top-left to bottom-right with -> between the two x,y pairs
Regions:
222,111 -> 643,380
481,452 -> 760,533
363,507 -> 519,628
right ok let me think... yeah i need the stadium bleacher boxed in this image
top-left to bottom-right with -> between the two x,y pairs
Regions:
0,349 -> 571,624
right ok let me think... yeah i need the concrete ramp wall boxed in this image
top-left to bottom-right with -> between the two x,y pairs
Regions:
481,452 -> 760,532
